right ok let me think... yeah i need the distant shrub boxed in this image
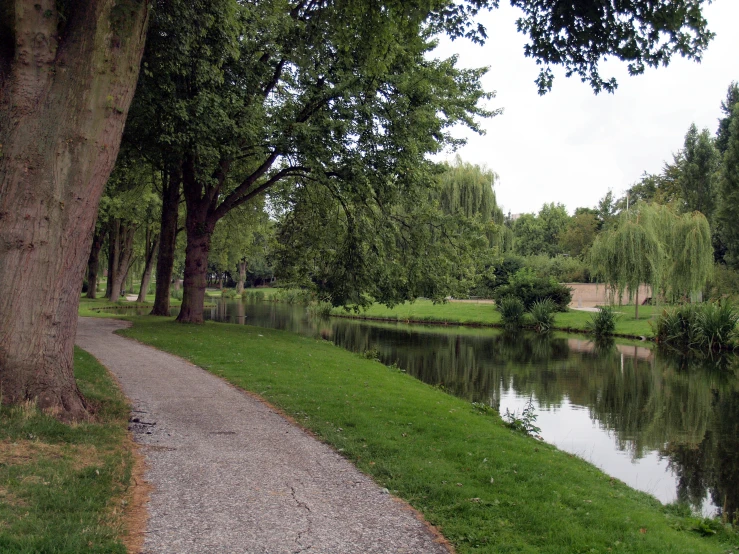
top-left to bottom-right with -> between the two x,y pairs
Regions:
528,299 -> 556,333
170,288 -> 183,301
523,255 -> 591,283
221,288 -> 238,299
492,268 -> 572,311
243,290 -> 265,302
273,288 -> 314,304
497,296 -> 525,328
585,306 -> 619,337
306,301 -> 333,318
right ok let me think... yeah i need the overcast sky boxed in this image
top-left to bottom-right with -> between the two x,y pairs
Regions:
433,1 -> 739,216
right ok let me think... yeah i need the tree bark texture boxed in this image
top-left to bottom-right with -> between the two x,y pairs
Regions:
0,0 -> 150,419
176,208 -> 214,324
85,228 -> 105,299
151,167 -> 180,315
137,227 -> 159,302
176,160 -> 215,324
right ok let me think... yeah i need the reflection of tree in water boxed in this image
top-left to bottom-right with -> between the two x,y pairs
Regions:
327,320 -> 739,520
662,357 -> 739,522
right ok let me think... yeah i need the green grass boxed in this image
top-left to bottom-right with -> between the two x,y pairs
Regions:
78,295 -> 219,318
118,316 -> 735,553
206,286 -> 280,299
334,300 -> 660,338
0,348 -> 133,553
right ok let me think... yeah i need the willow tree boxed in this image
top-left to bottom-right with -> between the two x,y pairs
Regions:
438,156 -> 509,250
590,203 -> 712,318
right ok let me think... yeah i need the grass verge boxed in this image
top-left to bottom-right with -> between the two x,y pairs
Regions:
333,299 -> 659,338
119,317 -> 735,553
0,348 -> 136,553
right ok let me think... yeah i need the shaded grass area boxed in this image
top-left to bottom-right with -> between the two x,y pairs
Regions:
119,317 -> 734,553
333,300 -> 659,338
0,348 -> 133,553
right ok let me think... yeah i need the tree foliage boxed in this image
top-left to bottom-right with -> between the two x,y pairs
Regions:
678,124 -> 719,222
511,0 -> 713,94
512,203 -> 569,257
717,106 -> 739,269
590,203 -> 712,317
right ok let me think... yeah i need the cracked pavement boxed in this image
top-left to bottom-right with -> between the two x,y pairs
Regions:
76,318 -> 450,554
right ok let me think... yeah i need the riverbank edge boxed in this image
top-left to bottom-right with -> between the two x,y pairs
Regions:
118,316 -> 735,553
329,311 -> 652,341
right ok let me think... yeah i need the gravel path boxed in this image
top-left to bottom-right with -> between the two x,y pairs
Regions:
76,317 -> 450,554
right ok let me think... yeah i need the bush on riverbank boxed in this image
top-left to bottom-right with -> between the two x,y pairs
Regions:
653,302 -> 739,352
492,268 -> 572,311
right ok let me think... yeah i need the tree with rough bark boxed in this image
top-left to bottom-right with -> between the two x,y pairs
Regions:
0,0 -> 149,418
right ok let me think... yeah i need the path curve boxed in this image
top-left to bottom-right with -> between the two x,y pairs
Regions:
76,317 -> 450,554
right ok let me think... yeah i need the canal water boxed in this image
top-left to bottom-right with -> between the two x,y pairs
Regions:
112,298 -> 739,519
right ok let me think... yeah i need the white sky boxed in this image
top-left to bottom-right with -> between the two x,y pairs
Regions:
433,1 -> 739,216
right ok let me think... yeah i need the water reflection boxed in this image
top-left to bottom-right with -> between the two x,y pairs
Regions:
100,299 -> 739,519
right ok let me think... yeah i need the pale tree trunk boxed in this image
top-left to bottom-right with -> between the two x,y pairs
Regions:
109,224 -> 136,303
236,261 -> 247,295
137,228 -> 159,303
0,0 -> 150,419
152,167 -> 180,315
85,229 -> 105,299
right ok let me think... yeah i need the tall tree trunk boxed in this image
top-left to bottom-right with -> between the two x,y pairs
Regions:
137,228 -> 159,303
85,229 -> 105,299
176,220 -> 214,324
151,168 -> 180,315
236,261 -> 246,295
0,0 -> 150,419
109,224 -> 136,303
177,159 -> 215,324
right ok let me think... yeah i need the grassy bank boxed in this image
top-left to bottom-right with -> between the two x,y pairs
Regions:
119,316 -> 734,553
0,348 -> 136,553
332,299 -> 659,338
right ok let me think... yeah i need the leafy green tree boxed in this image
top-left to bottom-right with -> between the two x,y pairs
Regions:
273,173 -> 488,306
559,211 -> 598,258
596,190 -> 619,230
590,203 -> 712,318
717,106 -> 739,269
678,124 -> 719,222
716,82 -> 739,154
513,203 -> 568,257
